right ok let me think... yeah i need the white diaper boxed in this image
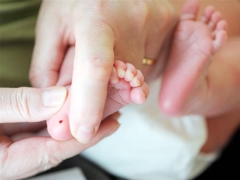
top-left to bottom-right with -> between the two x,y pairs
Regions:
82,79 -> 219,180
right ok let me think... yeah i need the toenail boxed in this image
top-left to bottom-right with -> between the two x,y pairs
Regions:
117,68 -> 125,78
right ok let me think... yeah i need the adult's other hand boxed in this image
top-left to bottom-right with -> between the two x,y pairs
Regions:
0,87 -> 120,179
29,0 -> 177,143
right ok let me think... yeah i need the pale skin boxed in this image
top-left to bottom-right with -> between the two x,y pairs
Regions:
0,87 -> 120,180
160,0 -> 240,116
32,0 -> 240,148
47,48 -> 149,141
29,0 -> 178,143
0,1 -> 178,178
46,0 -> 237,146
4,0 -> 240,179
160,0 -> 240,153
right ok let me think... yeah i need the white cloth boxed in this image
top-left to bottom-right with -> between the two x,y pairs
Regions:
82,79 -> 218,180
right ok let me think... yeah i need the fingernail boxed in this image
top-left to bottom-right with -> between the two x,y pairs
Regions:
76,126 -> 98,143
110,111 -> 121,119
42,87 -> 67,107
130,78 -> 140,87
125,71 -> 134,81
107,122 -> 120,136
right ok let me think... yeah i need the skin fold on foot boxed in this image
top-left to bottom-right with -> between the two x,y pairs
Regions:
159,0 -> 227,116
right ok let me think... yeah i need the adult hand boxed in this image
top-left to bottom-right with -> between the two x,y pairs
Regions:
29,0 -> 177,143
0,87 -> 120,180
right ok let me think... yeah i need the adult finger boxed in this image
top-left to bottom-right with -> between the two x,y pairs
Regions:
1,122 -> 46,136
0,117 -> 120,180
29,1 -> 67,88
0,87 -> 67,123
70,20 -> 115,143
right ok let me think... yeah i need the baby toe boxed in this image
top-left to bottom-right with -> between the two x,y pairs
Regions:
114,60 -> 127,78
216,20 -> 228,31
213,20 -> 228,38
124,63 -> 137,82
130,70 -> 144,87
109,67 -> 119,85
201,6 -> 215,23
208,11 -> 222,30
213,30 -> 227,51
130,82 -> 149,104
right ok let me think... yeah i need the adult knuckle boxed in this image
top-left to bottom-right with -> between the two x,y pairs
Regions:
13,88 -> 33,121
37,140 -> 62,172
87,57 -> 113,81
89,56 -> 112,69
29,66 -> 43,87
75,15 -> 106,34
28,69 -> 37,83
158,2 -> 178,29
131,1 -> 149,29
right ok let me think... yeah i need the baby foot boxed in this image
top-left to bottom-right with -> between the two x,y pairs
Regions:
47,60 -> 149,141
159,0 -> 227,115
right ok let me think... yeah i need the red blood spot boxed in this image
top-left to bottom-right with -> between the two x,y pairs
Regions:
59,120 -> 63,124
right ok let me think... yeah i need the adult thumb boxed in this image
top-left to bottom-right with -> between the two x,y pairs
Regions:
0,87 -> 67,123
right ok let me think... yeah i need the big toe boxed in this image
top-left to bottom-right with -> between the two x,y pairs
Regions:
131,82 -> 149,104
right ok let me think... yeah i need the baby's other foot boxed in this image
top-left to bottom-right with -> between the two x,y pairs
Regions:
47,60 -> 149,141
160,0 -> 227,115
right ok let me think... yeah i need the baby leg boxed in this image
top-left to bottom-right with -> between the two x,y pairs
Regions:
47,60 -> 149,141
159,0 -> 227,115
